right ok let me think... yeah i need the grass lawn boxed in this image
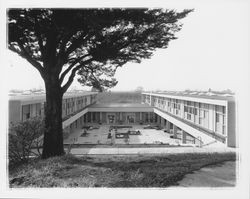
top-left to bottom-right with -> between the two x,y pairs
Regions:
9,152 -> 236,188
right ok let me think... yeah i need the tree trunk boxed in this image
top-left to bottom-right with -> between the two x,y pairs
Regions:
42,78 -> 65,159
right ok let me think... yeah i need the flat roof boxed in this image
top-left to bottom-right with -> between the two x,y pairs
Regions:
9,92 -> 97,102
89,103 -> 152,108
143,91 -> 235,102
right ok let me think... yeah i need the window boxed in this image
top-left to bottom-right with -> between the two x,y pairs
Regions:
204,111 -> 208,118
199,118 -> 202,125
188,107 -> 193,114
200,110 -> 204,118
184,106 -> 188,112
216,113 -> 219,123
216,113 -> 223,123
26,113 -> 30,119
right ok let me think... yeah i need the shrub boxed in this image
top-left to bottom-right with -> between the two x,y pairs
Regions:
8,117 -> 44,166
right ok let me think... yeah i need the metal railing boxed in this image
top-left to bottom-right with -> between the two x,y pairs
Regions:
154,107 -> 226,143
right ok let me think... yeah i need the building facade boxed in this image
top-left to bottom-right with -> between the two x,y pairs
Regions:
85,103 -> 154,124
8,91 -> 236,148
142,92 -> 236,147
9,92 -> 98,137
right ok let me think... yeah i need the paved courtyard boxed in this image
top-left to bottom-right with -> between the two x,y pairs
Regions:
64,124 -> 185,146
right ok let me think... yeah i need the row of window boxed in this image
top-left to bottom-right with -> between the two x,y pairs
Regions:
63,97 -> 88,110
144,95 -> 227,135
21,95 -> 96,121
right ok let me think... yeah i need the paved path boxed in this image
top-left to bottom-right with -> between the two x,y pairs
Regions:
68,146 -> 236,156
174,161 -> 236,187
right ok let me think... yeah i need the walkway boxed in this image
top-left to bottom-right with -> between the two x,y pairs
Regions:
68,146 -> 236,156
174,161 -> 236,187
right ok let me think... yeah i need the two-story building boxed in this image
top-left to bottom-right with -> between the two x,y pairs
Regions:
8,90 -> 236,148
8,92 -> 98,137
142,92 -> 236,147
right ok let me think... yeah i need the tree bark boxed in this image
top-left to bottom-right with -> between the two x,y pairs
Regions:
42,77 -> 65,159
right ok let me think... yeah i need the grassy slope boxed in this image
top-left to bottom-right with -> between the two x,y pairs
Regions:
97,92 -> 142,104
9,152 -> 236,188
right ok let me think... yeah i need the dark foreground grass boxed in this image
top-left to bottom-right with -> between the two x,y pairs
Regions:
9,152 -> 236,188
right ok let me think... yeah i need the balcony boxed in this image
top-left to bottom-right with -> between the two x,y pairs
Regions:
154,106 -> 226,143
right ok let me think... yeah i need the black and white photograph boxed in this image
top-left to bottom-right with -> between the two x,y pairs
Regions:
0,0 -> 249,198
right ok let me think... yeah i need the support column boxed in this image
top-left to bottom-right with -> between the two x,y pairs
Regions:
182,130 -> 187,144
173,125 -> 178,139
161,117 -> 164,127
166,121 -> 170,132
157,115 -> 161,125
99,112 -> 102,123
90,112 -> 93,123
84,114 -> 86,123
139,112 -> 142,121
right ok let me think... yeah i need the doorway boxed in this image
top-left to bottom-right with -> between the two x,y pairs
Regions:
126,114 -> 135,124
107,114 -> 116,124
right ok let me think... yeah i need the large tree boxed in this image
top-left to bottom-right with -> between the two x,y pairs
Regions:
77,62 -> 118,92
8,8 -> 192,158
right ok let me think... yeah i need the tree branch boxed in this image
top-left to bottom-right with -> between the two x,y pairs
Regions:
61,58 -> 94,93
64,32 -> 89,57
57,30 -> 76,58
10,41 -> 45,78
34,17 -> 45,59
59,54 -> 90,84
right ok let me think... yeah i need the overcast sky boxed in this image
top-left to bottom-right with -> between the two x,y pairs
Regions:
5,0 -> 249,92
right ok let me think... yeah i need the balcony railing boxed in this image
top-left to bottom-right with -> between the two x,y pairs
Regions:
154,106 -> 226,143
62,102 -> 95,122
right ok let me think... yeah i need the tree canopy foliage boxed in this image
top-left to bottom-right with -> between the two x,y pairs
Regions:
8,8 -> 192,92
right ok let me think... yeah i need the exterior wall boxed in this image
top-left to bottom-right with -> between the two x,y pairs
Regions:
135,112 -> 140,123
85,111 -> 153,124
122,112 -> 126,123
86,96 -> 91,106
9,101 -> 21,125
155,108 -> 215,145
208,104 -> 215,131
22,104 -> 30,121
87,106 -> 153,113
101,112 -> 106,123
142,93 -> 236,147
9,93 -> 97,131
227,101 -> 236,147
